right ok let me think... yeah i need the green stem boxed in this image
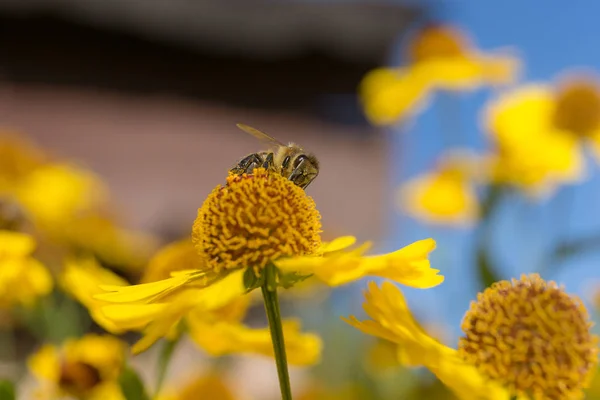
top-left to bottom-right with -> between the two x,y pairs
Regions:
261,265 -> 292,400
154,336 -> 179,396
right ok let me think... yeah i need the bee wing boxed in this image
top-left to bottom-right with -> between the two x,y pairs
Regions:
236,123 -> 285,147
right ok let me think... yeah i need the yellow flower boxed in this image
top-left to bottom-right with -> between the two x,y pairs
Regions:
69,240 -> 321,362
483,75 -> 600,197
345,275 -> 599,400
96,169 -> 441,354
63,214 -> 157,273
28,334 -> 126,400
0,230 -> 52,308
360,24 -> 519,126
398,150 -> 480,226
157,372 -> 235,400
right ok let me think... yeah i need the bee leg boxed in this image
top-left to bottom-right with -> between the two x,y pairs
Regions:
288,158 -> 316,189
262,153 -> 275,170
230,153 -> 263,175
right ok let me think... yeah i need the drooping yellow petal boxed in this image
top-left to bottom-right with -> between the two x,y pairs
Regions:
100,303 -> 170,330
28,344 -> 60,382
343,282 -> 510,399
278,238 -> 441,288
359,67 -> 432,126
187,317 -> 322,366
319,236 -> 357,254
61,258 -> 128,333
95,272 -> 201,304
419,53 -> 520,90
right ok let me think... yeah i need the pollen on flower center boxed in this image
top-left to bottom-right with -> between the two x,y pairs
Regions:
458,274 -> 598,400
192,168 -> 322,274
408,25 -> 468,63
59,361 -> 102,395
553,79 -> 600,136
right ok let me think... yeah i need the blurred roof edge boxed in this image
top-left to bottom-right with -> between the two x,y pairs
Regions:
0,1 -> 423,126
0,1 -> 421,61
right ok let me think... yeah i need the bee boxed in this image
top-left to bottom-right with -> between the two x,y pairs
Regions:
230,123 -> 319,189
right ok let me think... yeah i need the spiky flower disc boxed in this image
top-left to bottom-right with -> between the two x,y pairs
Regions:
458,274 -> 598,400
192,168 -> 321,274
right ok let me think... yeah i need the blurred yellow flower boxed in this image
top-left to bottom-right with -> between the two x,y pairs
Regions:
64,214 -> 157,273
483,75 -> 600,197
140,238 -> 204,283
157,372 -> 236,400
361,24 -> 519,126
96,169 -> 441,355
0,230 -> 52,308
28,334 -> 126,400
0,132 -> 46,191
16,163 -> 106,228
345,275 -> 598,400
298,384 -> 369,400
398,150 -> 480,226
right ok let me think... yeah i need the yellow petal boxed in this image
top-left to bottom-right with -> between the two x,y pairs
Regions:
419,52 -> 520,90
0,230 -> 35,257
360,67 -> 432,126
101,270 -> 247,353
61,258 -> 129,333
319,236 -> 357,254
95,274 -> 196,304
100,303 -> 169,330
187,317 -> 322,366
278,239 -> 441,288
28,344 -> 60,382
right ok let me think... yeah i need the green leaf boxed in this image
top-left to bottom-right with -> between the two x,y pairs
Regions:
243,267 -> 265,293
155,338 -> 179,395
119,366 -> 150,400
278,271 -> 312,289
476,247 -> 499,290
0,380 -> 15,400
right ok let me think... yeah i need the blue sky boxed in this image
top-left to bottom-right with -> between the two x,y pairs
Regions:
385,1 -> 600,341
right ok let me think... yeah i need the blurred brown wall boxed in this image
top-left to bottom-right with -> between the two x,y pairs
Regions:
0,84 -> 388,242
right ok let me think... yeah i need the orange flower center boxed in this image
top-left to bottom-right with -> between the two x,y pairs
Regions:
407,25 -> 467,63
193,168 -> 322,274
59,361 -> 102,395
553,79 -> 600,136
458,274 -> 598,399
